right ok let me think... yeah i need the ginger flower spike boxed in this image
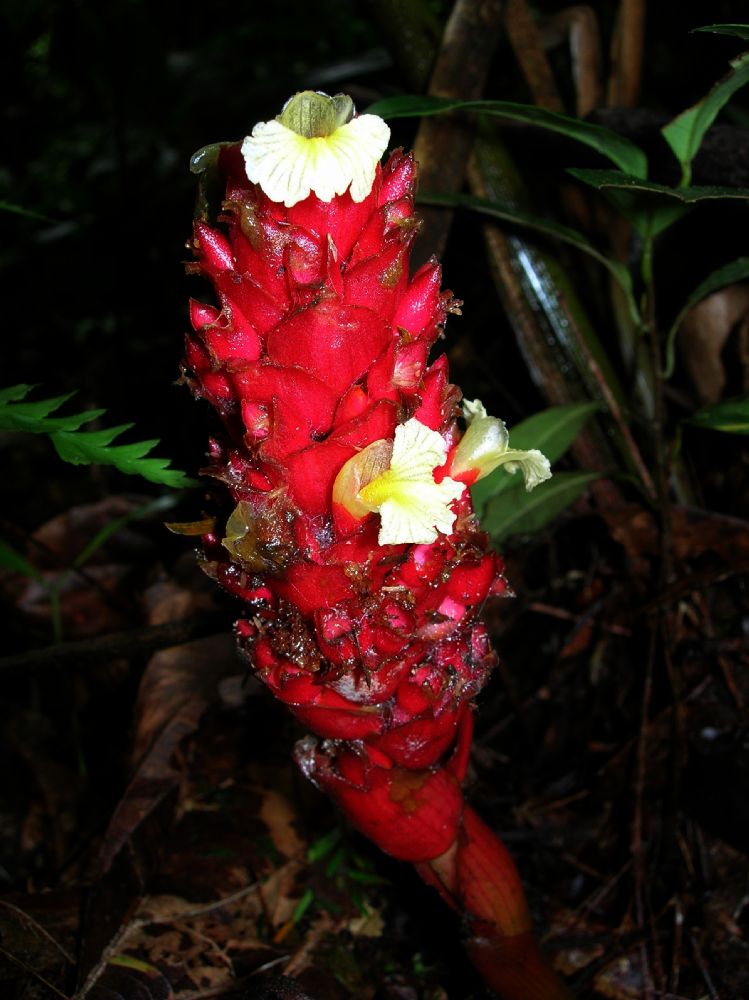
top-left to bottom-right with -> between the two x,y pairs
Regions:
241,90 -> 390,207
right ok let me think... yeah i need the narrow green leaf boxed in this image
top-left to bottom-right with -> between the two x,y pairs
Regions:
568,168 -> 749,203
107,955 -> 163,977
325,846 -> 346,877
508,402 -> 601,457
73,495 -> 180,569
292,888 -> 316,924
420,190 -> 638,326
685,398 -> 749,434
665,257 -> 749,377
591,187 -> 689,239
0,539 -> 43,581
661,51 -> 749,185
308,826 -> 343,863
367,95 -> 648,177
693,24 -> 749,41
482,471 -> 600,543
0,200 -> 54,222
0,384 -> 34,405
470,403 -> 599,516
346,869 -> 390,885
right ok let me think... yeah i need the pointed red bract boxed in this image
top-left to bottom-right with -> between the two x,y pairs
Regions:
184,143 -> 508,859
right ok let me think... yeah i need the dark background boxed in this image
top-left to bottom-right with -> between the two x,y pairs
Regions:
2,3 -> 749,998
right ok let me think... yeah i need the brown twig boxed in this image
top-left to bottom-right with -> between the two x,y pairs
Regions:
412,0 -> 504,266
606,0 -> 646,108
689,931 -> 721,1000
541,6 -> 603,116
0,612 -> 232,673
504,0 -> 564,112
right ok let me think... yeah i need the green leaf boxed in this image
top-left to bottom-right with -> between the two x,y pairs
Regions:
107,955 -> 163,977
692,25 -> 749,42
0,539 -> 43,582
292,888 -> 316,924
661,51 -> 749,185
664,257 -> 749,377
568,168 -> 749,203
470,403 -> 600,516
0,384 -> 36,405
420,190 -> 639,326
482,471 -> 600,543
74,495 -> 180,569
593,188 -> 689,239
685,398 -> 749,434
0,383 -> 106,433
367,95 -> 648,178
0,384 -> 197,489
308,826 -> 342,863
51,427 -> 196,488
507,402 -> 601,457
0,200 -> 54,222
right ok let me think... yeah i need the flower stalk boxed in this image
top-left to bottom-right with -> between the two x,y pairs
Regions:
183,91 -> 568,998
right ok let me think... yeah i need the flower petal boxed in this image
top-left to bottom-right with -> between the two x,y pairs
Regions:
357,419 -> 465,545
242,113 -> 390,208
451,398 -> 552,491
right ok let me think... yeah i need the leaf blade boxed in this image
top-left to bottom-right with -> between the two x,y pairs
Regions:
568,168 -> 749,202
661,51 -> 749,185
470,403 -> 600,516
482,471 -> 600,543
367,95 -> 648,177
420,189 -> 638,324
693,24 -> 749,41
685,398 -> 749,434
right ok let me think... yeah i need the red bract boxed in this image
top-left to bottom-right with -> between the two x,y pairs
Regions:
184,133 -> 568,1000
185,145 -> 503,788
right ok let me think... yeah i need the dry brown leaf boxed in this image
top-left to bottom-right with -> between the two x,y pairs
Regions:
679,285 -> 749,405
259,789 -> 306,861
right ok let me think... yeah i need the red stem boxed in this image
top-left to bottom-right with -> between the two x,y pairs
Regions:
416,806 -> 572,1000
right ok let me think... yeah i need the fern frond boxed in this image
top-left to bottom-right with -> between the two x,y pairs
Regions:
0,384 -> 197,489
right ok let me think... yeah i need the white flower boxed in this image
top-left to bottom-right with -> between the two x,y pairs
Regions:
355,419 -> 465,545
451,398 -> 552,490
241,91 -> 390,208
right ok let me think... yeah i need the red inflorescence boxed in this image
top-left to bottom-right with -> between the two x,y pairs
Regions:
184,143 -> 508,861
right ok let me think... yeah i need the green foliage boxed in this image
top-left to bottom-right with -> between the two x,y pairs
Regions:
471,403 -> 600,519
471,405 -> 600,544
367,95 -> 648,177
694,24 -> 749,40
420,190 -> 639,325
0,385 -> 197,489
686,399 -> 749,434
0,200 -> 53,222
661,50 -> 749,185
482,472 -> 601,544
0,539 -> 44,581
567,169 -> 749,204
301,824 -> 390,923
